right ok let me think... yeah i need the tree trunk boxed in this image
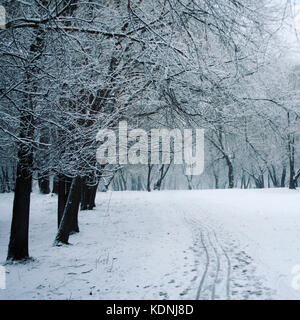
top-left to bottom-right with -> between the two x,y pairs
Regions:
268,165 -> 279,187
154,164 -> 171,190
80,179 -> 89,210
287,112 -> 296,190
147,164 -> 153,192
213,170 -> 219,189
7,27 -> 46,260
253,174 -> 264,188
289,156 -> 296,189
38,173 -> 50,194
37,127 -> 50,194
57,175 -> 71,228
88,182 -> 98,210
81,178 -> 98,210
7,120 -> 34,261
54,176 -> 81,245
225,156 -> 234,189
281,166 -> 286,188
52,175 -> 59,194
69,177 -> 82,234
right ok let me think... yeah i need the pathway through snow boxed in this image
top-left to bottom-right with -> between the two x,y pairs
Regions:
1,189 -> 300,299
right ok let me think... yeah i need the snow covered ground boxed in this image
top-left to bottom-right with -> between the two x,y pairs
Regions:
1,188 -> 300,300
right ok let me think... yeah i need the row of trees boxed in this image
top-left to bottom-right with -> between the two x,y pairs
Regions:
0,0 -> 297,261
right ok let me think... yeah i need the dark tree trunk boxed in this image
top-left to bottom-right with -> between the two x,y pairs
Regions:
0,166 -> 13,193
281,166 -> 286,188
69,177 -> 82,234
81,178 -> 98,210
7,27 -> 46,260
253,174 -> 264,188
154,164 -> 170,191
80,179 -> 89,210
288,136 -> 296,189
225,156 -> 234,189
287,112 -> 296,190
37,127 -> 50,194
289,157 -> 296,190
89,181 -> 98,209
147,164 -> 153,192
268,165 -> 279,187
7,118 -> 34,261
52,175 -> 59,194
186,176 -> 193,190
54,176 -> 81,245
241,173 -> 251,189
213,170 -> 219,189
57,175 -> 71,228
38,173 -> 50,194
240,172 -> 245,189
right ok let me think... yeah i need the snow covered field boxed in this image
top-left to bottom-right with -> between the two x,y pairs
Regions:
1,189 -> 300,300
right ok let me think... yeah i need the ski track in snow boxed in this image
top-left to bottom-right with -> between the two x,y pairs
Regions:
184,215 -> 273,300
1,189 -> 300,300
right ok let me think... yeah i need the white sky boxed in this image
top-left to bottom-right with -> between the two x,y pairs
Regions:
274,1 -> 300,63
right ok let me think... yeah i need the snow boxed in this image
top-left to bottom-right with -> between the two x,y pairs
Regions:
1,188 -> 300,300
